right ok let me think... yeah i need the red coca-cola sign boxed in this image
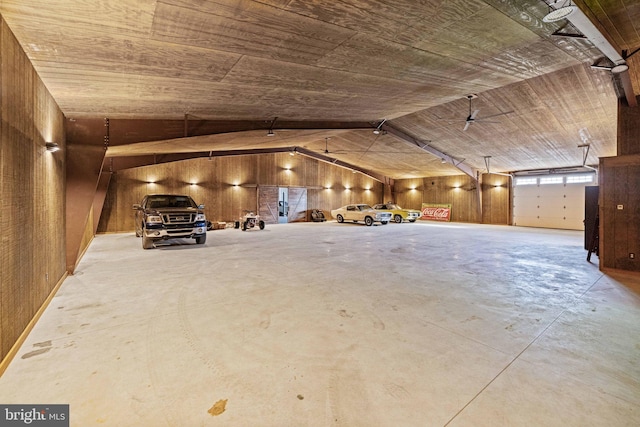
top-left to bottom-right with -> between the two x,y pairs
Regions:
421,204 -> 451,221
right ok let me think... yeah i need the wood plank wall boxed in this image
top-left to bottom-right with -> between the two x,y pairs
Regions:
0,18 -> 66,363
98,153 -> 386,232
598,99 -> 640,272
599,155 -> 640,272
481,173 -> 511,225
394,175 -> 502,224
100,157 -> 511,233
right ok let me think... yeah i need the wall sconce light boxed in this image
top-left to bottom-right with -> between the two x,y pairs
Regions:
45,142 -> 60,152
441,158 -> 446,163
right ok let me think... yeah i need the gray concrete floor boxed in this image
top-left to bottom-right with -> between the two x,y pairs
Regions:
1,222 -> 639,426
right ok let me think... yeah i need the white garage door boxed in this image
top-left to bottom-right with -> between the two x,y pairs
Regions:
512,173 -> 596,230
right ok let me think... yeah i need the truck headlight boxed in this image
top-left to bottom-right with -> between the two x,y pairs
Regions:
146,215 -> 162,224
195,213 -> 206,221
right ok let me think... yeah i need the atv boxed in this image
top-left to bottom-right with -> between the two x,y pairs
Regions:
239,210 -> 265,231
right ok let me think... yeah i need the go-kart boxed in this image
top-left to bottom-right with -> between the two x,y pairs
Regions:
239,210 -> 265,231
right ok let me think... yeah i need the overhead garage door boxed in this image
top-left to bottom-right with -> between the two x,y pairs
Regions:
512,173 -> 596,230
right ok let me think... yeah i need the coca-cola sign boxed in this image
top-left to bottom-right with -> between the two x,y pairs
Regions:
421,203 -> 451,221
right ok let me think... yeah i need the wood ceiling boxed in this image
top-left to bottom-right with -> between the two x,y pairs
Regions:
1,0 -> 638,179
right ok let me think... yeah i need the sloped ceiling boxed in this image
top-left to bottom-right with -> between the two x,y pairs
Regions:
1,0 -> 638,178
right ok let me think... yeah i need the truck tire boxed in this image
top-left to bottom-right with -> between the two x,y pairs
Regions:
142,236 -> 155,249
259,220 -> 265,230
195,234 -> 207,244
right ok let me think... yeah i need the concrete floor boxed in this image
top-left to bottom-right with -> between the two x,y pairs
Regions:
1,222 -> 639,426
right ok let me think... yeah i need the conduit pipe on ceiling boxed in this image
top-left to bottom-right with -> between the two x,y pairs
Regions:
543,1 -> 636,107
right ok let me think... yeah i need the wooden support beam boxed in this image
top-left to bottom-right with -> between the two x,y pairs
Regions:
381,122 -> 478,180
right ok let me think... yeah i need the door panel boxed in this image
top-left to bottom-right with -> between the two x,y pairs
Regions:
258,186 -> 279,224
513,174 -> 594,230
288,187 -> 307,222
258,186 -> 308,224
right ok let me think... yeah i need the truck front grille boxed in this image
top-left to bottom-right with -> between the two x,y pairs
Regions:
162,213 -> 195,224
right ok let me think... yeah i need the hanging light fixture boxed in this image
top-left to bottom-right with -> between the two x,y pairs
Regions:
267,116 -> 277,136
543,5 -> 576,22
373,119 -> 386,134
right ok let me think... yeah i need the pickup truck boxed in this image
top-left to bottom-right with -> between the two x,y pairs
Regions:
133,194 -> 207,249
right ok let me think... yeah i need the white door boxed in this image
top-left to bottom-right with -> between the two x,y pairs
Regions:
513,173 -> 596,230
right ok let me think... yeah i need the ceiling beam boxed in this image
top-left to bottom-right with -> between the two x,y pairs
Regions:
102,146 -> 390,184
381,123 -> 478,180
293,147 -> 391,184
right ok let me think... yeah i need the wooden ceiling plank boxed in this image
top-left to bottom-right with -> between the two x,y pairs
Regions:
6,22 -> 241,82
151,2 -> 355,64
0,0 -> 157,35
413,7 -> 540,62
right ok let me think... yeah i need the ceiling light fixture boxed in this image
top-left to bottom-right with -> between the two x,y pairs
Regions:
484,156 -> 492,174
373,119 -> 387,134
267,116 -> 278,137
611,64 -> 629,74
45,142 -> 60,152
542,5 -> 576,22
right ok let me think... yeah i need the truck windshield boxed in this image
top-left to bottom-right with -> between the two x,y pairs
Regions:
147,195 -> 196,209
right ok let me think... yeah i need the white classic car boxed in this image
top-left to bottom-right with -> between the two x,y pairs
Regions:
372,203 -> 421,223
331,204 -> 392,226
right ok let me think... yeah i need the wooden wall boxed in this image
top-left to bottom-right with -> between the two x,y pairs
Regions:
598,99 -> 640,272
599,155 -> 640,272
395,175 -> 490,224
98,153 -> 386,232
100,161 -> 511,232
0,18 -> 66,364
481,173 -> 511,225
